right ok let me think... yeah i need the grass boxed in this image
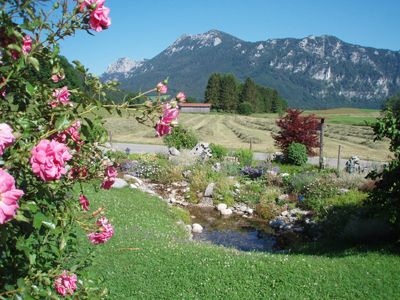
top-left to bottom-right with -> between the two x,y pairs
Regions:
104,108 -> 391,161
80,185 -> 400,299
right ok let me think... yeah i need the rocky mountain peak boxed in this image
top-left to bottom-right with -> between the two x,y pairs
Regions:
101,30 -> 400,108
105,57 -> 144,74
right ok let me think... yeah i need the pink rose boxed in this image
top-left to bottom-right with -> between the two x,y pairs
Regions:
155,121 -> 171,137
51,73 -> 65,83
55,121 -> 82,145
154,102 -> 179,136
30,139 -> 72,181
0,169 -> 24,224
176,92 -> 186,102
89,5 -> 111,32
162,104 -> 179,124
54,271 -> 77,297
0,123 -> 16,156
51,86 -> 71,108
79,0 -> 105,11
87,216 -> 114,244
156,82 -> 168,94
101,166 -> 117,189
22,35 -> 32,55
79,194 -> 90,211
67,121 -> 82,144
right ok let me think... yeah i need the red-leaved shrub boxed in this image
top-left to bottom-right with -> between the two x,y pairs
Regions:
273,109 -> 320,155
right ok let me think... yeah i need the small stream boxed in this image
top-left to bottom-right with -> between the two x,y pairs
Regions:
187,206 -> 282,252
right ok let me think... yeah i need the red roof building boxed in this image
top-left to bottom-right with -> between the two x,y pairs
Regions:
178,102 -> 212,113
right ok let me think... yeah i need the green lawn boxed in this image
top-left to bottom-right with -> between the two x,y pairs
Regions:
81,186 -> 400,299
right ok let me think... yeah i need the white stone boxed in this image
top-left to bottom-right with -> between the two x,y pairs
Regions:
199,197 -> 213,207
192,223 -> 203,233
238,204 -> 247,212
204,183 -> 215,197
217,203 -> 227,211
123,174 -> 135,181
112,178 -> 128,189
220,208 -> 233,216
278,194 -> 289,201
129,183 -> 138,189
169,147 -> 181,156
281,210 -> 289,217
246,208 -> 254,214
124,175 -> 143,186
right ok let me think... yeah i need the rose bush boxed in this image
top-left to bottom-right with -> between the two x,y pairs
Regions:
0,0 -> 185,298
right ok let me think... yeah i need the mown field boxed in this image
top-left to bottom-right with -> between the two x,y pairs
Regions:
104,108 -> 392,161
79,185 -> 400,299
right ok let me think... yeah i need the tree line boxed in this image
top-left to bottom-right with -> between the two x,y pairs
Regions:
204,73 -> 287,114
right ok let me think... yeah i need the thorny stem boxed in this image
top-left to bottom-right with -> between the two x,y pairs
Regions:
0,289 -> 21,297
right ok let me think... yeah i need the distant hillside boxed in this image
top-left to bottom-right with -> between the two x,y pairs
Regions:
101,30 -> 400,109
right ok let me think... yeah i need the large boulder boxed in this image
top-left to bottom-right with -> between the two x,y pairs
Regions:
112,178 -> 129,189
190,143 -> 212,160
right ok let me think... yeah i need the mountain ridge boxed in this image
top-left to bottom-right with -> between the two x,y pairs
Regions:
101,30 -> 400,108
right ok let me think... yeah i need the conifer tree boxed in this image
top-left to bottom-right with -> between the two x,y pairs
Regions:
205,73 -> 221,109
220,74 -> 238,111
240,78 -> 259,110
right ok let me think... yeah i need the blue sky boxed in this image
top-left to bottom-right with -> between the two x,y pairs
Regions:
60,0 -> 400,75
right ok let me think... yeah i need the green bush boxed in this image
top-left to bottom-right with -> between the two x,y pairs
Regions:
210,143 -> 228,159
284,172 -> 318,195
256,187 -> 284,220
221,160 -> 241,176
237,102 -> 253,115
236,180 -> 264,204
233,149 -> 253,166
214,176 -> 236,206
163,125 -> 198,150
286,143 -> 308,166
187,166 -> 210,203
315,191 -> 395,242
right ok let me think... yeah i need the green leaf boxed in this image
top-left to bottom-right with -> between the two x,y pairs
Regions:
25,82 -> 35,96
17,278 -> 26,289
14,211 -> 30,223
28,254 -> 36,265
24,201 -> 38,213
33,212 -> 46,229
28,57 -> 40,72
42,221 -> 56,230
11,29 -> 23,40
55,114 -> 70,130
60,237 -> 66,251
7,44 -> 21,51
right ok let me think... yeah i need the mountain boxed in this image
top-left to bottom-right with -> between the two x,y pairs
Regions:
101,30 -> 400,108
